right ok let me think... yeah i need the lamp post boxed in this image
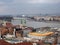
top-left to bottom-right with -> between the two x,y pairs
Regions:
0,30 -> 2,39
13,28 -> 16,37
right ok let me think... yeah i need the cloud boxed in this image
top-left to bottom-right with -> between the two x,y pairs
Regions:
0,0 -> 60,15
11,0 -> 60,4
0,0 -> 13,3
0,6 -> 7,14
0,0 -> 14,14
28,0 -> 60,4
12,0 -> 59,4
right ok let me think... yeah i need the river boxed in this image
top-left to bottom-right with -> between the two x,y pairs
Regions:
11,19 -> 60,28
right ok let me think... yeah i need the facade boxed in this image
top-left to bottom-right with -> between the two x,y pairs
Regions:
53,16 -> 60,21
43,16 -> 54,21
12,17 -> 26,25
33,16 -> 54,21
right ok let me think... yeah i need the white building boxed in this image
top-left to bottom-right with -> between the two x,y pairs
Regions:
12,17 -> 26,25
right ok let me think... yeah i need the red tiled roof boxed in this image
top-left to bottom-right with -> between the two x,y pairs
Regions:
0,40 -> 33,45
0,40 -> 12,45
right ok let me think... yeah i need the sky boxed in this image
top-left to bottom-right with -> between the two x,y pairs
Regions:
0,0 -> 60,15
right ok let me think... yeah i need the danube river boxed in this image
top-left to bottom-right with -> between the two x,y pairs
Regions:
12,19 -> 60,28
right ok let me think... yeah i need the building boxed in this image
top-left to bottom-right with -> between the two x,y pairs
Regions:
12,17 -> 26,25
53,16 -> 60,21
43,16 -> 54,21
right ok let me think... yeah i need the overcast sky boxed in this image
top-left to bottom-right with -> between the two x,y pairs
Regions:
0,0 -> 60,15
